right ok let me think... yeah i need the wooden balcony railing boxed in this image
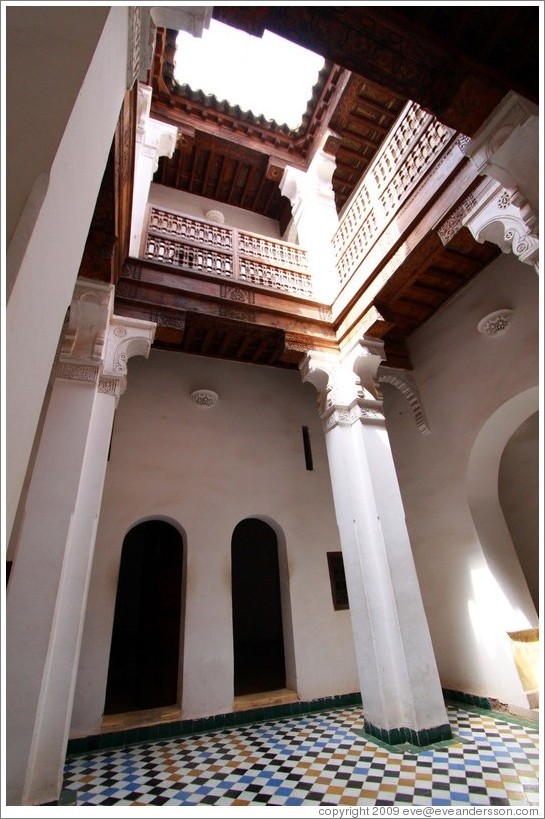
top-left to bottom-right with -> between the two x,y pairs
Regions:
143,208 -> 313,298
332,102 -> 455,286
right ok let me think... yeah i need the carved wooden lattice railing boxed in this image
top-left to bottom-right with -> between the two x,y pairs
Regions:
143,208 -> 313,298
332,102 -> 455,285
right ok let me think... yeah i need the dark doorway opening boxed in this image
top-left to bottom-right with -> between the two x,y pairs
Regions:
104,520 -> 183,714
232,518 -> 286,696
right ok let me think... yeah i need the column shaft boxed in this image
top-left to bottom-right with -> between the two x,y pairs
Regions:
7,380 -> 115,805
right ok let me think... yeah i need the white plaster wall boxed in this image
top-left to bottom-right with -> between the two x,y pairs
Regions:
6,6 -> 129,543
383,252 -> 539,708
71,351 -> 358,737
149,183 -> 282,237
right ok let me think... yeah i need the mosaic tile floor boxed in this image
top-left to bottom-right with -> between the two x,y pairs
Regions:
63,704 -> 540,806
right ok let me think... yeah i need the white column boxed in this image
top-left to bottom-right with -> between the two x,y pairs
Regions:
301,338 -> 450,745
6,279 -> 155,806
129,84 -> 178,257
280,135 -> 339,301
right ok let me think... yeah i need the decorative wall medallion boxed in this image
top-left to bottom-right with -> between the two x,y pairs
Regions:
191,389 -> 219,408
477,309 -> 513,336
205,209 -> 225,224
113,326 -> 127,337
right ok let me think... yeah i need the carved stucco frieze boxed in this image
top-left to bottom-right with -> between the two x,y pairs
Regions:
377,366 -> 431,435
56,362 -> 101,384
437,193 -> 478,246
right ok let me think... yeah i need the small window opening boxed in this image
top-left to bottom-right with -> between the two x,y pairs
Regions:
327,551 -> 349,610
302,426 -> 313,471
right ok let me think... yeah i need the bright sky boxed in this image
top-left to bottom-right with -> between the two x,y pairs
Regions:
175,21 -> 325,129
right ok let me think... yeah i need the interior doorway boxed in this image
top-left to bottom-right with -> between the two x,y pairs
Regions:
231,518 -> 286,696
104,519 -> 183,714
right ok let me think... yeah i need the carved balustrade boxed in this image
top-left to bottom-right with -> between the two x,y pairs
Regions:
333,102 -> 454,285
143,207 -> 313,297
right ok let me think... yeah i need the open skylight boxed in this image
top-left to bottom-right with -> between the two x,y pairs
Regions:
175,21 -> 325,130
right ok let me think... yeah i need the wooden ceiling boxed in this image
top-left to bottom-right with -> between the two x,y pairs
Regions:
150,27 -> 407,227
79,8 -> 536,372
372,229 -> 501,368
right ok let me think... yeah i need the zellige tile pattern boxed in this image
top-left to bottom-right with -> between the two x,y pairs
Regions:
63,703 -> 540,806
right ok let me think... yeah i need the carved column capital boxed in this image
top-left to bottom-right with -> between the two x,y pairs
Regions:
57,280 -> 114,384
136,85 -> 178,172
300,338 -> 385,431
102,315 -> 156,403
463,178 -> 539,272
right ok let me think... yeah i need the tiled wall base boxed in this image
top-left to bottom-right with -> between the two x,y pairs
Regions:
66,688 -> 502,758
361,719 -> 453,749
67,691 -> 363,757
442,688 -> 491,709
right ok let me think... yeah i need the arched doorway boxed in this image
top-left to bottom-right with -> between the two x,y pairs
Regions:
104,519 -> 183,714
231,518 -> 286,695
499,411 -> 539,612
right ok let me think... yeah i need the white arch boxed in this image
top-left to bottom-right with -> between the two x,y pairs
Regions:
467,386 -> 539,628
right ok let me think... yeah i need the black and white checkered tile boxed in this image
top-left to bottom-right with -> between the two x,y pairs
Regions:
63,704 -> 540,806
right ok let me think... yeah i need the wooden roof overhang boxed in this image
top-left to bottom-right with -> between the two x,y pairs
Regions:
77,8 -> 535,373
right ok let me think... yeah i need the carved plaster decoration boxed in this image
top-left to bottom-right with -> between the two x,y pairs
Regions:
465,91 -> 538,192
219,305 -> 256,322
101,315 -> 156,403
477,309 -> 514,337
205,209 -> 225,224
463,178 -> 539,271
127,6 -> 142,89
377,366 -> 431,435
56,362 -> 100,384
122,263 -> 142,280
300,344 -> 385,432
437,193 -> 478,246
284,333 -> 316,354
220,285 -> 255,304
190,389 -> 219,408
61,280 -> 114,363
354,338 -> 386,401
98,376 -> 123,399
319,306 -> 333,322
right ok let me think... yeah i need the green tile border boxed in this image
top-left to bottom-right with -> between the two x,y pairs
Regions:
442,687 -> 491,710
362,718 -> 453,748
444,698 -> 539,730
66,691 -> 363,759
354,729 -> 464,755
66,687 -> 537,760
